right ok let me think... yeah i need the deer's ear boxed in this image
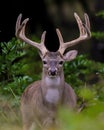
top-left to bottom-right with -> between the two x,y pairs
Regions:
63,50 -> 78,61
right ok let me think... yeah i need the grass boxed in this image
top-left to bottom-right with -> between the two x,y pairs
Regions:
0,124 -> 22,130
0,95 -> 22,130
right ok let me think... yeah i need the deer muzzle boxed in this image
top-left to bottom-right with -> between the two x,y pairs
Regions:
48,68 -> 58,77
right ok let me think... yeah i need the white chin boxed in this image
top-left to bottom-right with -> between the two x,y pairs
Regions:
48,75 -> 57,78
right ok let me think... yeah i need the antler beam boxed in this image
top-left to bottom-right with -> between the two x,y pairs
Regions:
15,13 -> 47,56
56,12 -> 91,54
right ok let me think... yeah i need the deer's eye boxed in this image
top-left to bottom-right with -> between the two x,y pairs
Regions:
59,61 -> 63,65
43,60 -> 47,65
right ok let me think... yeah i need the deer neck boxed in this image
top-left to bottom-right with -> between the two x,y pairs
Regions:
41,68 -> 65,105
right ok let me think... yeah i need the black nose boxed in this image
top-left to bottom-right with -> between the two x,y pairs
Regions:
48,69 -> 57,76
51,70 -> 56,76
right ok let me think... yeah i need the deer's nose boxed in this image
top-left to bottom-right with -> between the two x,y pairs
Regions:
48,68 -> 58,76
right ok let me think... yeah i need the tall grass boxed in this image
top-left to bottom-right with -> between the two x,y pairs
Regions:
0,94 -> 22,130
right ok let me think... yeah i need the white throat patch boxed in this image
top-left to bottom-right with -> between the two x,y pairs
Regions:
45,88 -> 60,104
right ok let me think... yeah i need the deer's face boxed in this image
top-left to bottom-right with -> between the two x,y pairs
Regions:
42,50 -> 78,78
42,52 -> 64,77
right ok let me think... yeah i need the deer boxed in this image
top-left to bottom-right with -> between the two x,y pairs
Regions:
15,12 -> 91,130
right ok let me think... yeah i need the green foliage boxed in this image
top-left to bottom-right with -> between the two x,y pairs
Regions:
64,54 -> 104,87
0,38 -> 40,95
64,54 -> 104,108
58,102 -> 104,130
92,10 -> 104,40
92,31 -> 104,40
0,38 -> 26,80
96,10 -> 104,18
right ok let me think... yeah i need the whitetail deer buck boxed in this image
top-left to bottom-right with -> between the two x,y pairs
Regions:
15,13 -> 91,130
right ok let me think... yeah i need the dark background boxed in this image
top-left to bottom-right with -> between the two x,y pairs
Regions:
0,0 -> 104,61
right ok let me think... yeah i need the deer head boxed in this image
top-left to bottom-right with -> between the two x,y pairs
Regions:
15,13 -> 91,78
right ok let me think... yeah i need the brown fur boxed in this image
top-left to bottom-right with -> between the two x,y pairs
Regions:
21,80 -> 76,130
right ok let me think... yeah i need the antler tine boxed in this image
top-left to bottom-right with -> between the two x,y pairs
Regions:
74,12 -> 86,36
84,13 -> 91,37
41,31 -> 46,43
56,28 -> 65,54
15,13 -> 47,56
56,29 -> 64,43
15,13 -> 29,39
56,13 -> 91,55
15,13 -> 22,37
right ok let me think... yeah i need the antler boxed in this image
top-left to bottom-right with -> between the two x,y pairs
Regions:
56,12 -> 91,54
15,13 -> 47,56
